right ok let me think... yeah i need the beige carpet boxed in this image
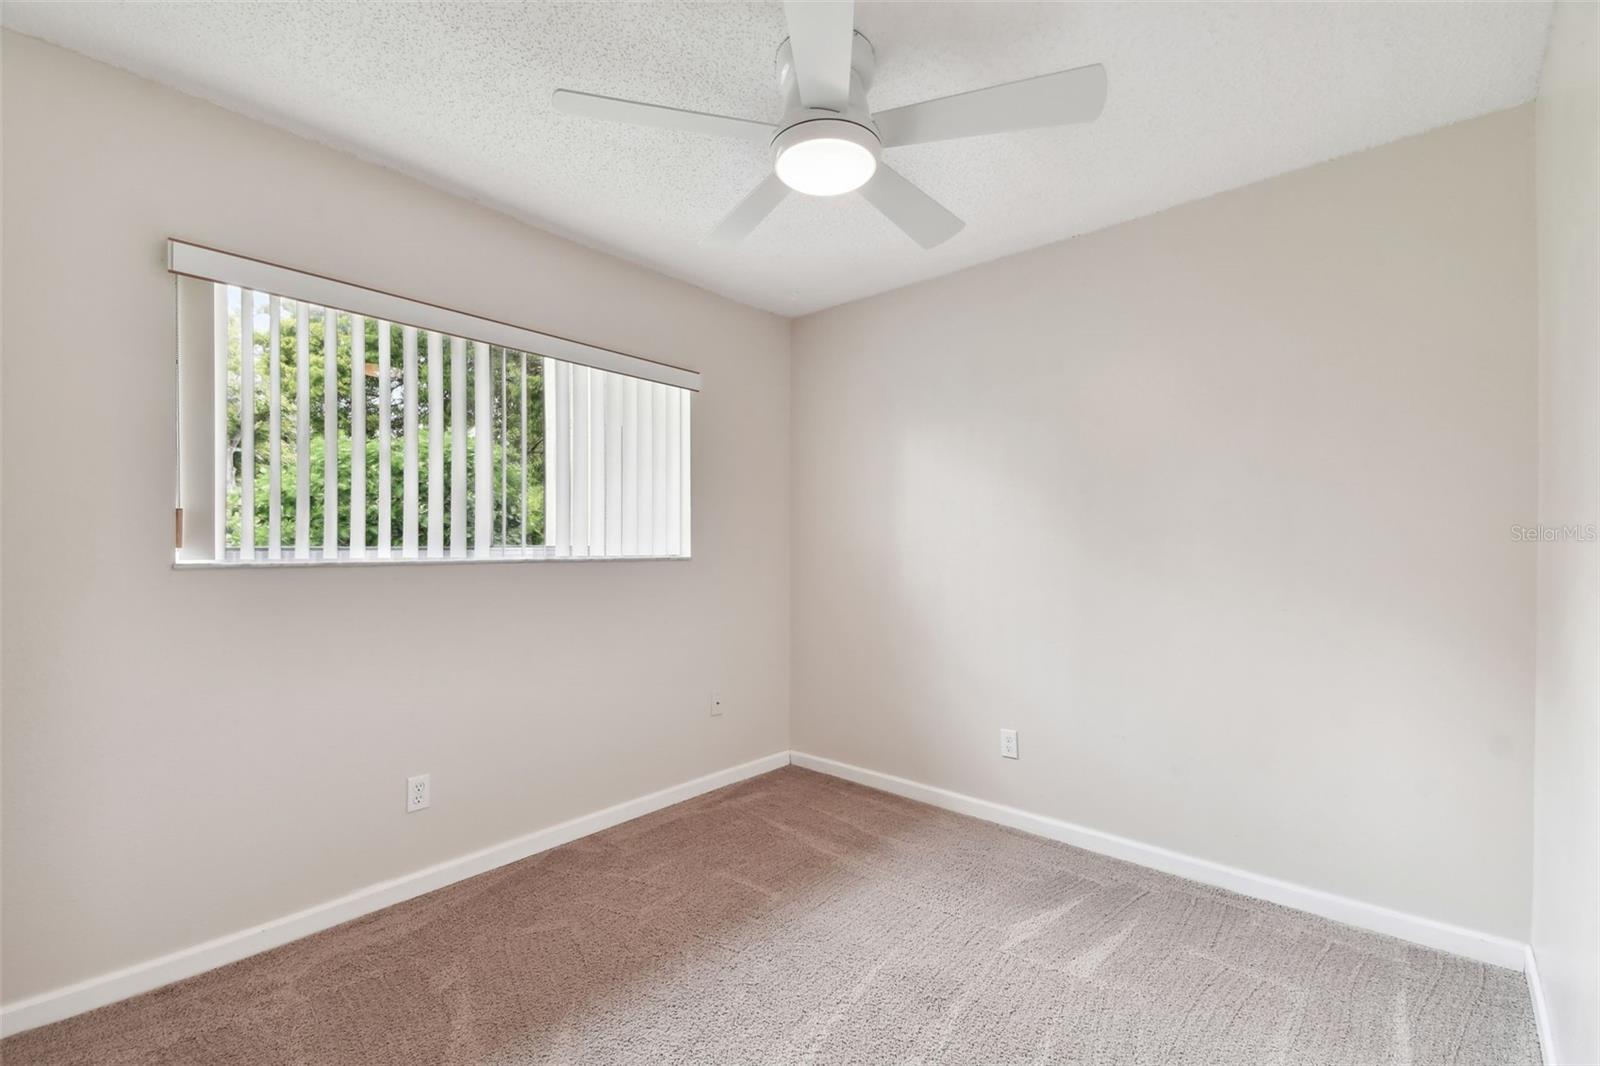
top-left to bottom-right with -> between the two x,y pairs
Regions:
3,767 -> 1539,1065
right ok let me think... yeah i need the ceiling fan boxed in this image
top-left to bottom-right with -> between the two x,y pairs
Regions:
552,1 -> 1106,249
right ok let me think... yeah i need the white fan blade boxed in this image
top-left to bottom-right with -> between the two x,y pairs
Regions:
859,164 -> 964,249
873,64 -> 1107,147
707,174 -> 790,245
783,1 -> 855,111
553,89 -> 775,142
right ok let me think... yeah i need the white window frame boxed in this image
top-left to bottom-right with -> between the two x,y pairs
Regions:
171,240 -> 697,567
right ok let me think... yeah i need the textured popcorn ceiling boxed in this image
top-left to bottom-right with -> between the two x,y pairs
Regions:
2,1 -> 1552,315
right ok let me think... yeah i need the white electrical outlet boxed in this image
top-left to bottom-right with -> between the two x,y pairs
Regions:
406,773 -> 430,813
710,693 -> 724,717
1000,729 -> 1019,760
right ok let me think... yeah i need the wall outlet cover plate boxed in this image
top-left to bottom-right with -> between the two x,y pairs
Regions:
407,773 -> 431,812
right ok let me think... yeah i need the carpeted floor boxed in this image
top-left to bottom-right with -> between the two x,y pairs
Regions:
3,766 -> 1539,1065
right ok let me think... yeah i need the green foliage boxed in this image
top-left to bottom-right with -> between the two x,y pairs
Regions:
222,297 -> 545,552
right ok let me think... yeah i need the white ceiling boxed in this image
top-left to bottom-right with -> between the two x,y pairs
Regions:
3,1 -> 1552,316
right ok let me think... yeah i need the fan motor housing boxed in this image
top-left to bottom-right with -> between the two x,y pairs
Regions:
775,30 -> 876,90
774,31 -> 877,130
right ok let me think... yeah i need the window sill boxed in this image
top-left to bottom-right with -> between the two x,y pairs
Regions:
173,551 -> 691,570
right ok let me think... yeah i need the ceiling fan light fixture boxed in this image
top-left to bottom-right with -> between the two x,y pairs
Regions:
772,119 -> 880,197
552,1 -> 1107,247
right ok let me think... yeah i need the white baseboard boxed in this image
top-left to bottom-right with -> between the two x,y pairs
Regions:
2,749 -> 1543,1046
789,751 -> 1529,971
0,751 -> 790,1039
1525,945 -> 1558,1065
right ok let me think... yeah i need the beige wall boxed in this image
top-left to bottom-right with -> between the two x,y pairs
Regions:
792,107 -> 1538,939
0,31 -> 790,1002
1533,3 -> 1600,1062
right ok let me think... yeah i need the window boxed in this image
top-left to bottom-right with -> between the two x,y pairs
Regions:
170,241 -> 695,565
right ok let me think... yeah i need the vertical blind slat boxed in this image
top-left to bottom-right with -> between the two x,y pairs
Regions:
553,358 -> 566,557
377,323 -> 392,559
620,375 -> 638,556
570,366 -> 591,557
402,326 -> 419,559
213,285 -> 228,561
638,381 -> 655,556
500,348 -> 508,548
427,332 -> 444,557
681,392 -> 692,554
546,358 -> 569,556
546,357 -> 559,554
240,288 -> 255,556
656,385 -> 668,557
267,295 -> 283,559
295,302 -> 311,559
350,314 -> 366,558
654,383 -> 669,553
665,385 -> 681,557
520,352 -> 528,550
322,307 -> 339,559
473,341 -> 492,557
561,360 -> 573,555
589,368 -> 607,555
604,373 -> 624,556
450,337 -> 468,558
